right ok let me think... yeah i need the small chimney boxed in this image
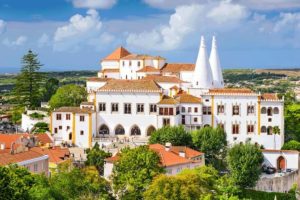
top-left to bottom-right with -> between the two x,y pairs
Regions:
179,150 -> 185,158
165,142 -> 171,151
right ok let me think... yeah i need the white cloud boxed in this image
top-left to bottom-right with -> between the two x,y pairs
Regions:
38,33 -> 51,47
53,9 -> 104,51
72,0 -> 117,9
3,36 -> 27,46
143,0 -> 300,10
273,13 -> 300,33
0,19 -> 6,34
127,1 -> 248,51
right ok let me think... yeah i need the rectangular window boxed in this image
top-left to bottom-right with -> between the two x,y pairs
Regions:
66,114 -> 71,120
188,107 -> 192,113
56,114 -> 61,120
169,108 -> 174,115
203,106 -> 211,115
207,106 -> 212,115
80,130 -> 84,135
232,124 -> 239,134
181,107 -> 185,113
194,117 -> 198,123
129,61 -> 132,66
137,104 -> 144,113
176,107 -> 180,115
111,103 -> 119,112
80,116 -> 85,122
122,61 -> 125,66
247,105 -> 255,115
150,104 -> 157,113
137,61 -> 141,67
99,103 -> 106,112
217,105 -> 224,114
34,163 -> 38,172
59,126 -> 62,130
67,126 -> 70,130
194,107 -> 198,113
203,106 -> 207,115
232,105 -> 240,115
163,118 -> 170,126
159,107 -> 163,115
182,115 -> 185,125
247,125 -> 254,134
54,128 -> 58,134
124,103 -> 131,114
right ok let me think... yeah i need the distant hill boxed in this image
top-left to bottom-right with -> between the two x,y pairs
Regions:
255,69 -> 300,77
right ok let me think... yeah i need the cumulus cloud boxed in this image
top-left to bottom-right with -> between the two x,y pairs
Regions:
127,1 -> 248,51
3,36 -> 27,46
72,0 -> 117,9
143,0 -> 300,10
0,19 -> 6,34
54,9 -> 113,51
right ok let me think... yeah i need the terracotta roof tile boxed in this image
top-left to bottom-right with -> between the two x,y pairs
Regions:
102,46 -> 131,61
32,147 -> 70,164
137,66 -> 160,73
261,93 -> 279,100
0,148 -> 47,166
0,134 -> 29,149
53,107 -> 95,114
142,75 -> 185,83
175,94 -> 201,104
170,146 -> 203,158
208,88 -> 254,94
158,95 -> 179,105
36,134 -> 53,145
161,63 -> 195,73
98,79 -> 161,92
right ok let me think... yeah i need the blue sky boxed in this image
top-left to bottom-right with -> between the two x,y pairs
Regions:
1,0 -> 300,72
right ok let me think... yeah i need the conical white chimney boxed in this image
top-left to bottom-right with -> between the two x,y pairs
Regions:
209,36 -> 224,88
192,36 -> 214,89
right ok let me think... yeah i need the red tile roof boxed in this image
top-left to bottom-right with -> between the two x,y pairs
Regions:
158,95 -> 179,105
98,79 -> 162,92
137,66 -> 160,73
36,134 -> 53,145
0,148 -> 47,166
261,93 -> 279,100
105,144 -> 203,167
208,88 -> 254,94
175,94 -> 201,104
142,75 -> 185,83
32,147 -> 70,164
102,46 -> 131,61
161,63 -> 195,73
0,134 -> 28,149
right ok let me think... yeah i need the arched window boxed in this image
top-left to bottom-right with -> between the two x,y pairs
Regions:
261,107 -> 266,114
267,126 -> 273,135
277,156 -> 286,170
261,126 -> 267,133
267,107 -> 272,116
99,124 -> 109,135
115,125 -> 125,135
147,126 -> 156,136
131,125 -> 141,136
273,107 -> 279,114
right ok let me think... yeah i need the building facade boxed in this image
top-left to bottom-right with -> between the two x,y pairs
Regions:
50,36 -> 284,150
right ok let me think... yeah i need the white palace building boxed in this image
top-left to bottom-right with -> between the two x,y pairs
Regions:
50,36 -> 284,150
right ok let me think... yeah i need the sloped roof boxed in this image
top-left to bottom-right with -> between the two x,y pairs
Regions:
175,93 -> 201,104
32,147 -> 70,164
53,107 -> 95,114
98,79 -> 161,92
142,75 -> 185,83
136,66 -> 160,73
102,46 -> 131,61
208,88 -> 254,94
161,63 -> 195,73
0,148 -> 47,166
36,134 -> 53,145
0,134 -> 28,149
158,95 -> 179,105
261,93 -> 279,100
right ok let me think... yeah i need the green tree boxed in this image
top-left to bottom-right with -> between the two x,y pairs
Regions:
49,84 -> 87,109
149,125 -> 192,146
0,165 -> 35,200
192,126 -> 227,169
13,50 -> 43,108
42,78 -> 59,102
85,143 -> 111,175
227,142 -> 264,188
32,122 -> 49,133
282,140 -> 300,151
112,146 -> 164,199
285,103 -> 300,141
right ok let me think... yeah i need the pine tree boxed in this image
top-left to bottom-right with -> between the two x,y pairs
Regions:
13,50 -> 43,109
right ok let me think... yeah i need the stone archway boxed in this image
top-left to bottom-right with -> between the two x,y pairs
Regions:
115,125 -> 125,135
99,124 -> 109,135
130,125 -> 141,136
146,126 -> 156,136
